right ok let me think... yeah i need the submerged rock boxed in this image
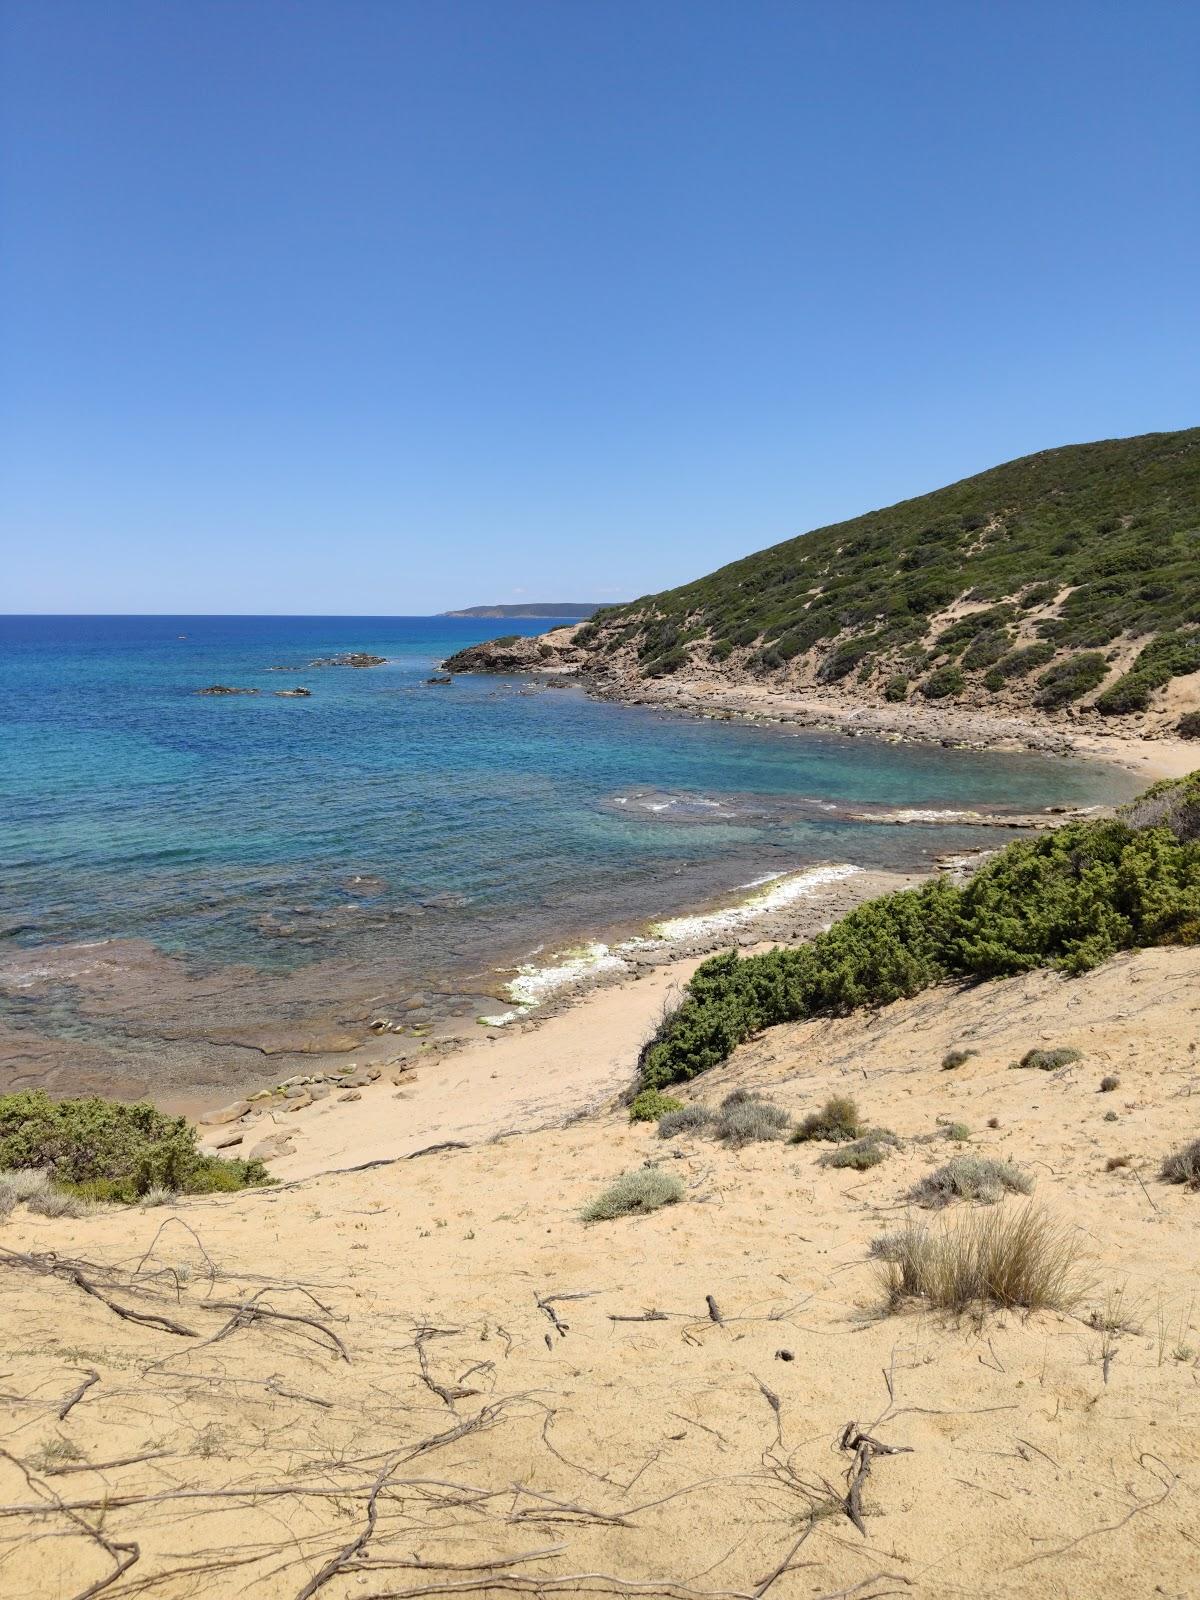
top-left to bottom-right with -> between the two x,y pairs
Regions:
274,687 -> 312,698
196,685 -> 259,696
307,653 -> 386,668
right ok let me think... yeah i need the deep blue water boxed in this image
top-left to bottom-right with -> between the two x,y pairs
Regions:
0,615 -> 1135,1066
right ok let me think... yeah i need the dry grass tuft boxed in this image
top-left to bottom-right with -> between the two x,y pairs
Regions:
1099,1074 -> 1121,1093
941,1048 -> 977,1070
911,1154 -> 1032,1208
878,1205 -> 1091,1314
1161,1138 -> 1200,1190
581,1165 -> 684,1222
792,1094 -> 863,1143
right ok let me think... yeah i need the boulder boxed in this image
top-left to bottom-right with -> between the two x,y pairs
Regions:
248,1131 -> 296,1161
198,1100 -> 250,1126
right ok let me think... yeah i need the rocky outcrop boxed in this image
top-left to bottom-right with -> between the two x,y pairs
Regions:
442,626 -> 585,675
196,685 -> 259,696
273,687 -> 312,697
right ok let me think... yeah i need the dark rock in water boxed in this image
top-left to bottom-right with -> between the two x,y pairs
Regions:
308,652 -> 386,668
196,685 -> 259,696
274,687 -> 312,697
426,674 -> 452,684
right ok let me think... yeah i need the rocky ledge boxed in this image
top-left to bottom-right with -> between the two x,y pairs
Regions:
442,626 -> 585,674
307,652 -> 386,668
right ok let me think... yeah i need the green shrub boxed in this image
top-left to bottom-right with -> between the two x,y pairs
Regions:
1178,712 -> 1200,740
945,1122 -> 972,1142
983,640 -> 1057,690
629,1088 -> 683,1123
884,675 -> 909,702
941,1048 -> 977,1070
0,1092 -> 270,1199
910,1155 -> 1033,1207
581,1166 -> 684,1222
792,1095 -> 863,1143
636,781 -> 1200,1091
821,1129 -> 897,1170
961,629 -> 1011,671
1035,651 -> 1108,708
921,665 -> 965,699
1016,1047 -> 1081,1071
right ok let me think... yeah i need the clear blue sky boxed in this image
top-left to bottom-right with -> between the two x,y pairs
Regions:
2,1 -> 1196,614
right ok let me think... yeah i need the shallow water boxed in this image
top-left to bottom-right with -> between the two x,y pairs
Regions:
0,615 -> 1137,1090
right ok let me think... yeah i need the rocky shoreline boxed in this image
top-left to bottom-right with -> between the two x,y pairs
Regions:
442,625 -> 1198,778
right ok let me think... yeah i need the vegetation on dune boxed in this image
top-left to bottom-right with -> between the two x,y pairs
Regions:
638,773 -> 1200,1091
572,429 -> 1200,712
792,1095 -> 864,1143
0,1092 -> 271,1203
877,1207 -> 1090,1313
712,1090 -> 791,1144
910,1155 -> 1033,1207
581,1166 -> 683,1221
628,1088 -> 683,1123
1161,1139 -> 1200,1190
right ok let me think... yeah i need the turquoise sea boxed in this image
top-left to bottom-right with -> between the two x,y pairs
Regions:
0,615 -> 1136,1097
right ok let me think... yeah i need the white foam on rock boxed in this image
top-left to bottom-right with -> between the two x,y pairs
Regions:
482,863 -> 862,1024
639,863 -> 861,943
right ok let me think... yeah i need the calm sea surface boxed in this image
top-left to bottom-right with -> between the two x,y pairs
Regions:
0,615 -> 1137,1094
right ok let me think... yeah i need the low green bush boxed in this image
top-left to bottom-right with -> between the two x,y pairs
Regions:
1016,1047 -> 1081,1071
637,779 -> 1200,1091
658,1103 -> 713,1139
629,1088 -> 683,1123
821,1129 -> 897,1170
792,1095 -> 863,1143
921,665 -> 965,699
910,1154 -> 1032,1207
884,675 -> 909,702
714,1091 -> 791,1144
581,1166 -> 683,1221
0,1092 -> 270,1200
1178,712 -> 1200,740
1035,651 -> 1108,708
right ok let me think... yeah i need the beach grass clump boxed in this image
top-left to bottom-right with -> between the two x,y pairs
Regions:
581,1166 -> 684,1222
628,1088 -> 683,1123
714,1092 -> 791,1145
821,1129 -> 898,1170
911,1154 -> 1033,1208
1015,1047 -> 1082,1072
1160,1138 -> 1200,1190
878,1206 -> 1090,1313
941,1048 -> 977,1070
945,1122 -> 972,1143
0,1091 -> 271,1202
792,1095 -> 863,1144
658,1104 -> 713,1139
636,782 -> 1200,1093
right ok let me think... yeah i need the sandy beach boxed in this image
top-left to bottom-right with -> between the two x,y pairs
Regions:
3,939 -> 1197,1598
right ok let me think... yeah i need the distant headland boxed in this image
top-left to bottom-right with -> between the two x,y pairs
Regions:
439,602 -> 607,619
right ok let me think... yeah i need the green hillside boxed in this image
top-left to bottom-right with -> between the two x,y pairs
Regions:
576,428 -> 1200,719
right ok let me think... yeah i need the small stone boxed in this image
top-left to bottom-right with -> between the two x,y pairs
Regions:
338,1089 -> 362,1102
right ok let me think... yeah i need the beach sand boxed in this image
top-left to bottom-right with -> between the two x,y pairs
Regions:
2,943 -> 1197,1598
